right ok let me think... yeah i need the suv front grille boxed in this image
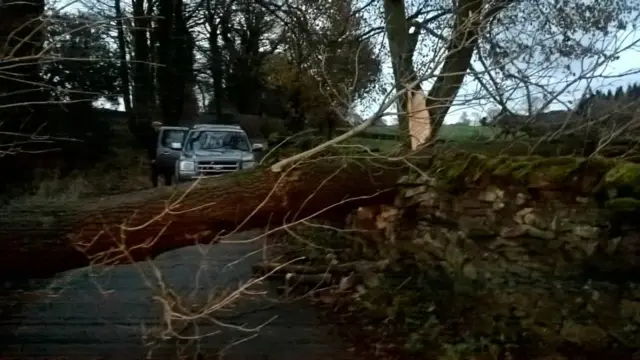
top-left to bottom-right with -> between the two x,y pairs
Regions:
197,160 -> 239,175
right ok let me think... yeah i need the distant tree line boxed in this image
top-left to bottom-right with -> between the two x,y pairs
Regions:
477,81 -> 640,155
575,82 -> 640,116
590,83 -> 640,101
0,0 -> 381,194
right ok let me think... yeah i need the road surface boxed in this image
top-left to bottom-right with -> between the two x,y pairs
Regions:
0,231 -> 358,360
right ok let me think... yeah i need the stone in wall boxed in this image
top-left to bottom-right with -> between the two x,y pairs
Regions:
349,153 -> 640,355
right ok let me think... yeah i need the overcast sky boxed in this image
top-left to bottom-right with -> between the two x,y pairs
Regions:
357,27 -> 640,125
80,0 -> 640,125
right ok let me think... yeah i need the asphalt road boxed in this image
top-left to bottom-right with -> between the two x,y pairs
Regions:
0,230 -> 357,360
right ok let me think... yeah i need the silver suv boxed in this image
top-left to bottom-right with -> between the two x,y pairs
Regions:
156,124 -> 261,183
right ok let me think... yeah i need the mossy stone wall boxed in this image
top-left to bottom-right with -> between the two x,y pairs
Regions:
351,153 -> 640,357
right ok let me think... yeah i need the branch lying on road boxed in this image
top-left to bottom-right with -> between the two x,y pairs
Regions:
252,259 -> 391,295
251,260 -> 390,276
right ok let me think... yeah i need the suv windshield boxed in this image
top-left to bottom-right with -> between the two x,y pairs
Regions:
184,130 -> 250,152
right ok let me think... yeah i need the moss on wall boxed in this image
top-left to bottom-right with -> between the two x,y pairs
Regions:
342,152 -> 640,359
271,149 -> 640,359
403,150 -> 640,212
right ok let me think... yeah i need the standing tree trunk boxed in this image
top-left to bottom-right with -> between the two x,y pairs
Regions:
157,0 -> 190,125
383,0 -> 506,146
146,0 -> 158,113
176,4 -> 195,124
0,0 -> 48,193
0,0 -> 47,135
130,0 -> 154,143
115,0 -> 133,114
211,27 -> 225,119
383,0 -> 419,147
182,31 -> 199,126
205,0 -> 225,119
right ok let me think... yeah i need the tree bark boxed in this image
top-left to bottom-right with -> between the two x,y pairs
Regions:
423,0 -> 485,138
382,0 -> 418,147
383,0 -> 509,146
130,0 -> 153,142
0,159 -> 400,279
115,0 -> 132,114
0,0 -> 46,134
205,0 -> 224,119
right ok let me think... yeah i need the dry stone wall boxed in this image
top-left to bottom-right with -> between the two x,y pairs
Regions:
350,154 -> 640,355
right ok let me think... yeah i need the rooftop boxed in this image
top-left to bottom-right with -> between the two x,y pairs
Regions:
191,124 -> 244,131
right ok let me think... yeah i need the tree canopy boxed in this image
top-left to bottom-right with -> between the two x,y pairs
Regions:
0,0 -> 638,189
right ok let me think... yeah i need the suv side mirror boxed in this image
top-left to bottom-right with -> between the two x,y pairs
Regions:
169,142 -> 182,150
251,143 -> 264,152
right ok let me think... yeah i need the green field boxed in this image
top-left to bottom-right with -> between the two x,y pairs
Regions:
436,123 -> 497,141
342,123 -> 498,152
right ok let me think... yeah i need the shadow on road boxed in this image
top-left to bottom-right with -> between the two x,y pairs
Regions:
0,231 -> 357,360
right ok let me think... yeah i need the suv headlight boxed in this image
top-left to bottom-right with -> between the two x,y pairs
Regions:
242,154 -> 255,169
179,160 -> 195,172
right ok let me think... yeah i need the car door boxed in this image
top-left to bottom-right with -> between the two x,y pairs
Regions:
156,126 -> 188,172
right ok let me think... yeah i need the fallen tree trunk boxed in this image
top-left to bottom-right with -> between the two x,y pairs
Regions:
0,157 -> 401,279
2,143 -> 634,280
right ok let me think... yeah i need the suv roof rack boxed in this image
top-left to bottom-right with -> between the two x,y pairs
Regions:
192,123 -> 242,129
